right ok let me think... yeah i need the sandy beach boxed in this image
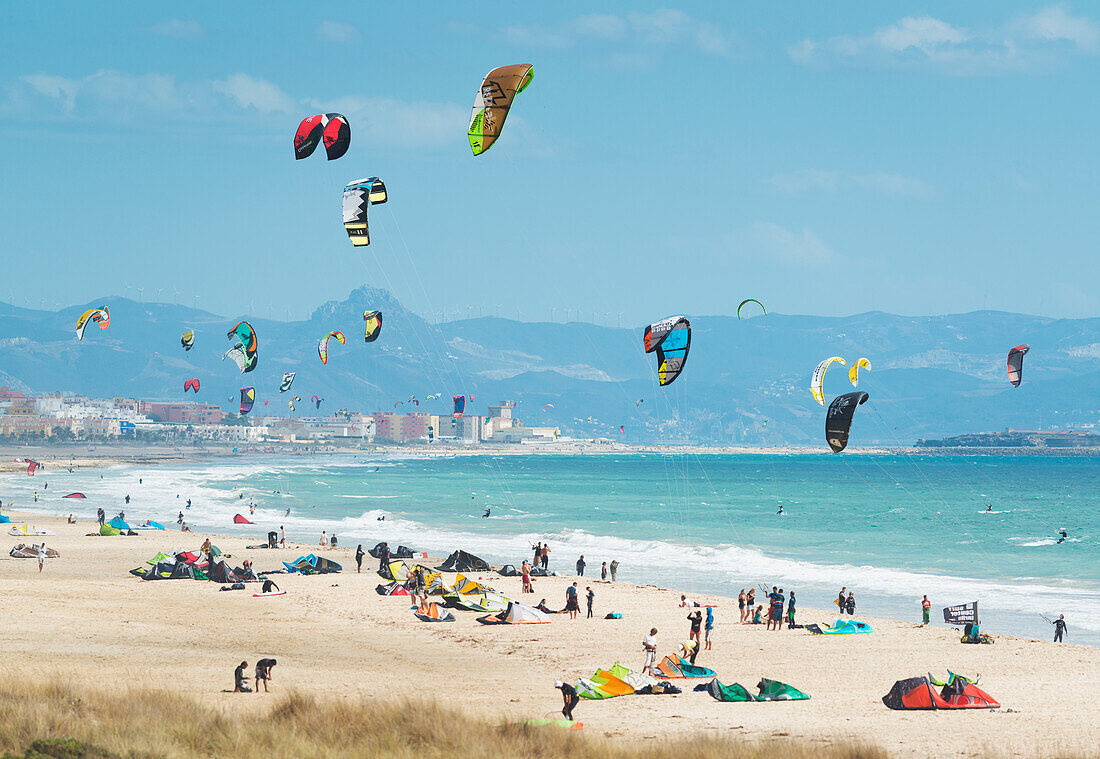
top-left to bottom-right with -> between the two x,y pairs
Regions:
0,511 -> 1095,758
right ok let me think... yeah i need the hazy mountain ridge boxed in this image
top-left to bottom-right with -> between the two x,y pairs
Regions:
0,290 -> 1097,444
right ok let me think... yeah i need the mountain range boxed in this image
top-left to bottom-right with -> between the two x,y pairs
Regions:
1,286 -> 1097,445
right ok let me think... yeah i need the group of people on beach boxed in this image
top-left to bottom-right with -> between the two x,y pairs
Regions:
233,659 -> 276,693
736,587 -> 797,628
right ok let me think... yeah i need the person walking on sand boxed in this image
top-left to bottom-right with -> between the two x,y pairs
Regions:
576,555 -> 586,576
356,544 -> 364,573
586,586 -> 594,618
37,543 -> 46,573
704,605 -> 714,650
1052,614 -> 1068,643
609,559 -> 618,582
642,628 -> 658,675
922,595 -> 931,625
565,582 -> 579,620
555,680 -> 579,721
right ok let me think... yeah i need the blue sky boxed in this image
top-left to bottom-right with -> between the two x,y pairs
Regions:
1,1 -> 1098,324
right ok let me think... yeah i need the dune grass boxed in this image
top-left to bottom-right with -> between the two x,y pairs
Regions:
0,679 -> 1087,759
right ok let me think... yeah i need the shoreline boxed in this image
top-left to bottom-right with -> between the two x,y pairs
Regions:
0,510 -> 1096,758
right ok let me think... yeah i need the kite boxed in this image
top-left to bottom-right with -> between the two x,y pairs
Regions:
849,358 -> 872,387
239,387 -> 256,415
75,306 -> 110,341
810,357 -> 846,407
425,394 -> 440,400
312,395 -> 323,410
643,316 -> 691,387
468,64 -> 533,156
363,310 -> 383,342
289,395 -> 301,411
620,425 -> 625,434
737,299 -> 766,319
294,113 -> 350,160
542,403 -> 554,411
279,372 -> 295,392
636,398 -> 644,406
826,392 -> 869,453
453,395 -> 466,419
181,330 -> 195,351
342,177 -> 387,247
24,459 -> 39,476
224,321 -> 258,373
394,401 -> 403,408
1007,345 -> 1029,387
318,330 -> 346,364
183,378 -> 200,394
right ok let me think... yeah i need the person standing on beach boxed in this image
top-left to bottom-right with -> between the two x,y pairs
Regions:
330,534 -> 337,549
766,587 -> 778,630
738,590 -> 746,623
254,659 -> 276,693
642,628 -> 658,675
786,591 -> 797,628
565,582 -> 579,619
576,555 -> 586,576
688,609 -> 703,645
1052,614 -> 1068,642
533,542 -> 542,567
541,544 -> 551,570
745,589 -> 756,622
704,606 -> 714,650
609,560 -> 618,582
320,531 -> 327,549
773,589 -> 786,631
838,587 -> 847,615
355,544 -> 364,573
601,561 -> 607,581
846,592 -> 856,616
378,542 -> 390,572
37,543 -> 46,573
280,526 -> 286,548
97,508 -> 105,526
922,595 -> 931,625
586,586 -> 594,618
521,561 -> 533,593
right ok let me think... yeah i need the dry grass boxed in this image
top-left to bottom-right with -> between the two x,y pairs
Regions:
0,680 -> 1090,759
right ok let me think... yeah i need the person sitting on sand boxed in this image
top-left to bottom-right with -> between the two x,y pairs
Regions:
555,680 -> 579,721
262,579 -> 280,594
536,599 -> 555,614
181,522 -> 191,532
234,661 -> 252,692
642,628 -> 658,675
67,514 -> 75,524
752,605 -> 763,624
254,659 -> 276,693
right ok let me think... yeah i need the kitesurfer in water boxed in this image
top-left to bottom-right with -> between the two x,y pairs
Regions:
285,508 -> 291,517
482,507 -> 491,518
1057,528 -> 1068,544
986,504 -> 993,512
776,505 -> 784,515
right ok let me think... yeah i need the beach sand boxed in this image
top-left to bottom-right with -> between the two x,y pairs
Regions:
1,512 -> 1096,758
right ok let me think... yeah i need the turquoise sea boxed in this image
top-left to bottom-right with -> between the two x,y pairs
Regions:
6,452 -> 1098,645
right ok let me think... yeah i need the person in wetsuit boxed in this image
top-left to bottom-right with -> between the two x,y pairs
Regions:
1052,614 -> 1067,642
1057,529 -> 1068,544
556,680 -> 579,720
262,579 -> 280,594
776,505 -> 784,515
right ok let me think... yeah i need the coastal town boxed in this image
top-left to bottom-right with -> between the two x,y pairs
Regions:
0,387 -> 560,446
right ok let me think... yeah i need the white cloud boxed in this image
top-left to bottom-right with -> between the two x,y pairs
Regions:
317,21 -> 359,43
498,9 -> 734,56
20,70 -> 191,118
750,221 -> 838,266
1011,4 -> 1099,50
308,95 -> 467,150
766,169 -> 841,193
790,5 -> 1099,74
212,74 -> 295,114
852,172 -> 934,198
148,19 -> 203,38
